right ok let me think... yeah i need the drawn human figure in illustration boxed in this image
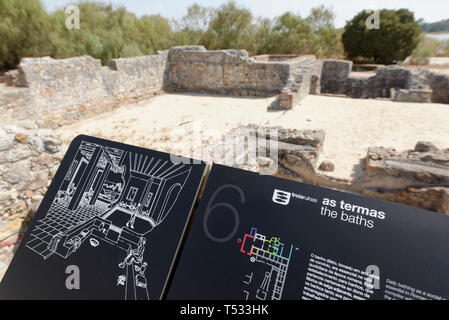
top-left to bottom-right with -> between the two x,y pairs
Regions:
114,183 -> 123,193
137,262 -> 147,275
119,237 -> 146,269
126,203 -> 142,229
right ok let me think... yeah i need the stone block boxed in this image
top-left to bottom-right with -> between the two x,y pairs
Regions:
390,88 -> 433,103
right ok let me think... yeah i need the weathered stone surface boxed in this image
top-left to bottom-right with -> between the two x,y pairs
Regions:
365,145 -> 449,186
319,160 -> 335,172
277,141 -> 321,170
167,47 -> 321,108
203,125 -> 325,175
320,59 -> 353,94
320,63 -> 449,104
22,169 -> 49,191
27,135 -> 45,154
0,143 -> 32,163
0,219 -> 23,242
3,124 -> 26,134
0,190 -> 18,208
244,124 -> 325,150
415,141 -> 440,153
363,187 -> 449,214
4,69 -> 20,87
391,88 -> 433,103
2,47 -> 448,130
428,72 -> 449,104
2,160 -> 31,185
0,126 -> 62,250
3,51 -> 169,122
14,133 -> 28,144
17,120 -> 38,130
43,136 -> 62,154
0,133 -> 14,151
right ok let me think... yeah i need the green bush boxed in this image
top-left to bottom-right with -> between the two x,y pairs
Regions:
342,9 -> 421,64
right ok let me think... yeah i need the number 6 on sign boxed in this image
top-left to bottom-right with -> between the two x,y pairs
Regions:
203,184 -> 245,243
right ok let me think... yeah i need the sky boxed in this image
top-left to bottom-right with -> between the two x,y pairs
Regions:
42,0 -> 449,28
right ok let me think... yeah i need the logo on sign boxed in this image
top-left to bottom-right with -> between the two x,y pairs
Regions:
272,189 -> 291,205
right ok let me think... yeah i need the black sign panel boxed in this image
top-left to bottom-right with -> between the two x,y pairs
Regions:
168,164 -> 449,300
0,135 -> 206,300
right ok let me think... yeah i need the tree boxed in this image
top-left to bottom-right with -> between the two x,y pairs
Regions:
342,9 -> 421,64
173,4 -> 214,46
419,19 -> 449,33
0,0 -> 53,70
264,12 -> 314,54
306,6 -> 341,58
307,5 -> 335,32
181,4 -> 214,31
207,1 -> 255,52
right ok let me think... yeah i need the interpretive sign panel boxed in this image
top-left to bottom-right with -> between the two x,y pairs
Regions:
168,164 -> 449,300
0,135 -> 206,300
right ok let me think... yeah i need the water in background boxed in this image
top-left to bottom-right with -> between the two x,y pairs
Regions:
426,33 -> 449,41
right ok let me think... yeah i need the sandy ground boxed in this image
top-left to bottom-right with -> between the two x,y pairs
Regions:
57,93 -> 449,181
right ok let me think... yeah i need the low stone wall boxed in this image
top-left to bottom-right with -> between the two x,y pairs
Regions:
362,142 -> 449,213
167,46 -> 321,108
1,47 -> 324,126
4,48 -> 447,128
1,51 -> 169,125
320,60 -> 449,104
428,73 -> 449,104
320,59 -> 353,94
279,57 -> 322,109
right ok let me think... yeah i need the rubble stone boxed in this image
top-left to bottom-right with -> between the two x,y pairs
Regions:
319,161 -> 335,172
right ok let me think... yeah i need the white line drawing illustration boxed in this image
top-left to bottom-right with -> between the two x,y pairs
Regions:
238,227 -> 294,300
26,141 -> 192,300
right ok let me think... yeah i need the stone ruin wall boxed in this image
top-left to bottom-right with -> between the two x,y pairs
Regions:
0,120 -> 64,278
166,46 -> 321,108
1,46 -> 324,129
1,51 -> 169,128
3,47 -> 447,130
320,59 -> 449,104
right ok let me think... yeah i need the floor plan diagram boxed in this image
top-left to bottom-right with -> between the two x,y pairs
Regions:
239,227 -> 294,300
25,140 -> 192,300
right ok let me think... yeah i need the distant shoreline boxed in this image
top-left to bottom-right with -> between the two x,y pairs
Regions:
425,32 -> 449,40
